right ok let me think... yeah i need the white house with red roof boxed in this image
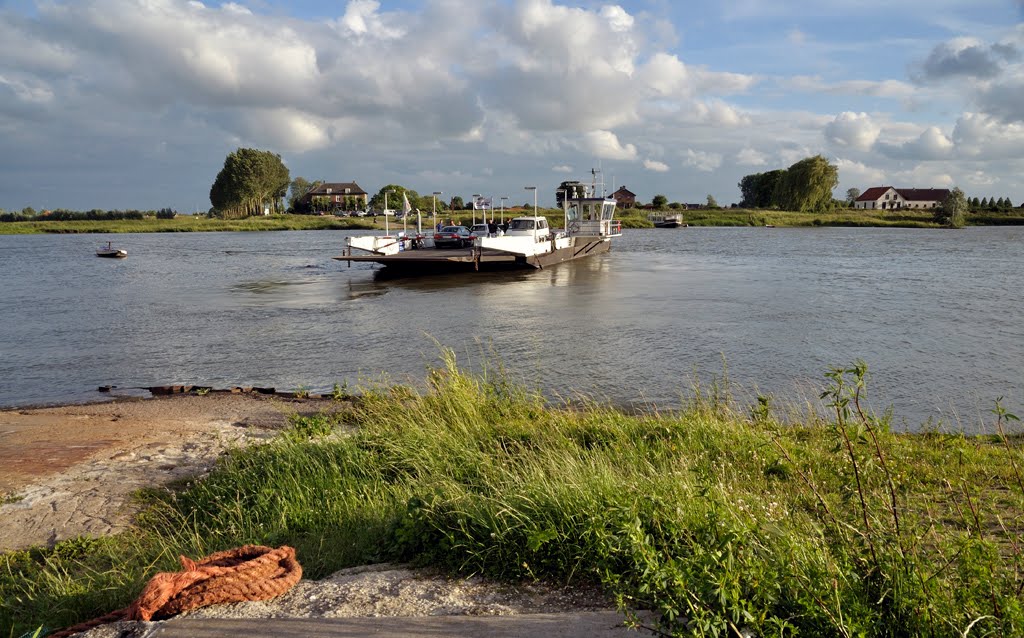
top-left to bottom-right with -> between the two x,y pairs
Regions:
854,186 -> 950,210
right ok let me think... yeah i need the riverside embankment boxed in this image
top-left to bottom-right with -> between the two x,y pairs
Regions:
3,360 -> 1023,637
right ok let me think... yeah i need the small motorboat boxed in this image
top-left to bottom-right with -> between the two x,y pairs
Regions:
96,241 -> 127,258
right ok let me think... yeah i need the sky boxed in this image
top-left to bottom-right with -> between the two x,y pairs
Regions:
1,0 -> 1023,212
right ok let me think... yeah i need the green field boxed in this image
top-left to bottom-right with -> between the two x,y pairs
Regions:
3,355 -> 1023,637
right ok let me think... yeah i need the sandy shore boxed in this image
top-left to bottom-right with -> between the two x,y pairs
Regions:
0,392 -> 337,552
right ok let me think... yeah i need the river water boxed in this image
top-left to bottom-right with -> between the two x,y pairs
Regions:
1,227 -> 1021,431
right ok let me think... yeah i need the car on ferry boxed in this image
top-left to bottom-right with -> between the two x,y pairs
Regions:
469,223 -> 490,238
433,225 -> 473,248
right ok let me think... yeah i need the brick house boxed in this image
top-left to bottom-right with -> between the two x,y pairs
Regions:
611,186 -> 636,209
854,186 -> 950,210
302,182 -> 368,211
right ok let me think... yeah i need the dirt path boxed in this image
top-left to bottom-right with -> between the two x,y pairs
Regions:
0,393 -> 337,552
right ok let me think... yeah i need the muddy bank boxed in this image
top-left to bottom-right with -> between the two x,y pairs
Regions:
0,393 -> 342,552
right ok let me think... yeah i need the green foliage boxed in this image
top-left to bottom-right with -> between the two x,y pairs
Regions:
368,184 -> 418,213
651,194 -> 668,209
773,155 -> 839,213
449,196 -> 464,211
155,208 -> 176,219
288,177 -> 320,213
738,169 -> 785,208
846,187 -> 861,204
209,148 -> 290,219
706,194 -> 719,209
936,187 -> 968,228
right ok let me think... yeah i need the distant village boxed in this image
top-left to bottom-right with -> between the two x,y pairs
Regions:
296,181 -> 1021,215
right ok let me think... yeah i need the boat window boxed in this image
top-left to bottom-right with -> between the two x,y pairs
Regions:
508,219 -> 535,230
566,204 -> 580,222
602,203 -> 615,220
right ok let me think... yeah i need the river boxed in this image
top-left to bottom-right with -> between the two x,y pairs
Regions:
0,227 -> 1020,431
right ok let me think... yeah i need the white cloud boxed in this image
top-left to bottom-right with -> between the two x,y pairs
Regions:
787,76 -> 915,100
736,148 -> 767,166
335,0 -> 404,39
835,158 -> 886,189
643,159 -> 670,172
683,148 -> 722,172
581,130 -> 637,160
552,165 -> 573,173
906,126 -> 955,159
693,100 -> 749,127
825,112 -> 881,151
952,112 -> 1024,159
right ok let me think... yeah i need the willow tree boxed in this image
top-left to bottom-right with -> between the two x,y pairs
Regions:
209,148 -> 290,218
935,187 -> 967,228
773,155 -> 838,213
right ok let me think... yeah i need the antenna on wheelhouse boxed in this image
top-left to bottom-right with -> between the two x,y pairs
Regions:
589,165 -> 607,197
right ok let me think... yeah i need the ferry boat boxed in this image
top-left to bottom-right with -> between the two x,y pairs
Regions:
336,176 -> 621,273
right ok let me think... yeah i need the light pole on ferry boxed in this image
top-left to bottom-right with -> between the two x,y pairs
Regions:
500,196 -> 508,223
525,186 -> 537,242
472,194 -> 480,225
556,189 -> 567,235
384,189 -> 394,235
432,191 -> 442,233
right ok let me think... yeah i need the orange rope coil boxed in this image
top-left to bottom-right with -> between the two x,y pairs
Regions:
53,544 -> 301,637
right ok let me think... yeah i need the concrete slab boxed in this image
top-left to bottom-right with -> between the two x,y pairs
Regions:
147,612 -> 645,637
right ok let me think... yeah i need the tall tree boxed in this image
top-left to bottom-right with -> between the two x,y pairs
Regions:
846,188 -> 861,205
706,194 -> 719,208
738,169 -> 785,208
450,196 -> 464,211
651,194 -> 668,209
288,177 -> 322,213
209,148 -> 290,218
935,187 -> 967,228
773,155 -> 838,213
369,185 -> 417,212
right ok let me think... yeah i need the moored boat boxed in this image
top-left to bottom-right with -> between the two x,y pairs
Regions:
649,213 -> 686,228
96,241 -> 127,258
336,175 -> 621,273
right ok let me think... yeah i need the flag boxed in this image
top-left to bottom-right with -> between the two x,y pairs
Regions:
474,196 -> 492,210
402,193 -> 412,216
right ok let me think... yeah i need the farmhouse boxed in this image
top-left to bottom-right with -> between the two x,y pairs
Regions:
302,182 -> 368,211
611,186 -> 636,209
854,186 -> 950,210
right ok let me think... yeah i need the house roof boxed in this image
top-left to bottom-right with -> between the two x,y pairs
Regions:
306,182 -> 367,196
855,186 -> 894,201
856,186 -> 950,202
613,186 -> 636,197
896,188 -> 950,201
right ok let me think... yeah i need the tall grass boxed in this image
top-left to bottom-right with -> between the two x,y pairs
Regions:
3,353 -> 1022,636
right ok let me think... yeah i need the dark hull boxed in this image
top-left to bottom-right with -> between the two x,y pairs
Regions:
653,221 -> 682,228
335,239 -> 611,273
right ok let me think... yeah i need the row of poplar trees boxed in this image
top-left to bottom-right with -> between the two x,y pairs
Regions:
209,148 -> 290,219
738,155 -> 839,213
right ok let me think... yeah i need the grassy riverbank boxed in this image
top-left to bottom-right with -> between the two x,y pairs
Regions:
0,214 -> 376,234
3,208 -> 1023,234
3,357 -> 1024,636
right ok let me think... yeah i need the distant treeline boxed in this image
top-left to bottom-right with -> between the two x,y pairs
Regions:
0,208 -> 178,222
